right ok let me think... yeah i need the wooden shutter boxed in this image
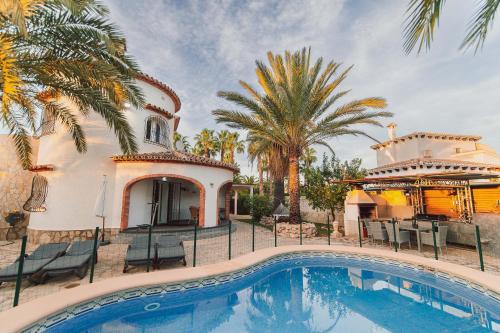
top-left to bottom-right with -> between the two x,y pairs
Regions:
472,187 -> 500,213
423,189 -> 457,218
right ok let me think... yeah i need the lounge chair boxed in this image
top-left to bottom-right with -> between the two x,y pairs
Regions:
421,225 -> 448,255
384,222 -> 411,249
32,240 -> 98,284
0,242 -> 69,284
156,235 -> 186,268
123,235 -> 156,273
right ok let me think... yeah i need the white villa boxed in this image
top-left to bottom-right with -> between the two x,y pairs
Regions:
0,74 -> 237,244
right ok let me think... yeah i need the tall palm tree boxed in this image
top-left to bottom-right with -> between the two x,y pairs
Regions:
213,48 -> 391,223
225,132 -> 245,164
403,0 -> 499,54
194,128 -> 216,158
173,132 -> 191,151
0,0 -> 144,169
215,130 -> 230,162
248,141 -> 265,195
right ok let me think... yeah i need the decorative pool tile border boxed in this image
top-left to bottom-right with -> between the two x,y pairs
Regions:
22,251 -> 500,333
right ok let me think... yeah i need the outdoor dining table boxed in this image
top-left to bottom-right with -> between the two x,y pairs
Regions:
398,224 -> 432,252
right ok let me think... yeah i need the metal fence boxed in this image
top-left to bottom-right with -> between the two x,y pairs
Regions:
0,216 -> 489,311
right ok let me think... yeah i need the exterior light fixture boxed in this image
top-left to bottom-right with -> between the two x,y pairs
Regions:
161,177 -> 167,182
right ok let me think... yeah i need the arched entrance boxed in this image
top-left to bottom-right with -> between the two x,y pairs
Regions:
120,174 -> 205,230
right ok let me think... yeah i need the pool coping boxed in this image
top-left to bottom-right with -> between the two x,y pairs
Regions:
1,245 -> 499,332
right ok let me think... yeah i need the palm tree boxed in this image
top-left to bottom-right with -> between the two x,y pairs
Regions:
173,132 -> 191,151
215,130 -> 230,162
225,132 -> 245,164
242,175 -> 257,185
403,0 -> 499,54
194,128 -> 216,158
213,48 -> 391,223
301,147 -> 317,169
0,0 -> 144,169
248,134 -> 288,209
248,141 -> 265,195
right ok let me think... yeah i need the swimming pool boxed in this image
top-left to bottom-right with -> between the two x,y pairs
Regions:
35,253 -> 500,332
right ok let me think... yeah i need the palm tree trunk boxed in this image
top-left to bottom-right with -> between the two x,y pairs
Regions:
273,178 -> 284,210
257,155 -> 264,195
230,150 -> 235,164
204,147 -> 209,158
220,148 -> 225,162
288,148 -> 301,224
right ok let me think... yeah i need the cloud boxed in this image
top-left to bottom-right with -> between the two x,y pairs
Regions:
4,0 -> 496,176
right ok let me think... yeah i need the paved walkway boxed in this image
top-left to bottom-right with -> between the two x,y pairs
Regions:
0,220 -> 498,312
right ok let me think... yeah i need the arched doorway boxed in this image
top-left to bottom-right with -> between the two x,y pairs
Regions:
121,174 -> 205,230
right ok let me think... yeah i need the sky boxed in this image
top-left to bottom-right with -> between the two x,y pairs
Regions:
9,0 -> 500,176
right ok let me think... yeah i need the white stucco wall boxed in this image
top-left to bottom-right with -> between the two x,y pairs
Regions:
112,162 -> 233,228
376,137 -> 480,166
29,78 -> 180,232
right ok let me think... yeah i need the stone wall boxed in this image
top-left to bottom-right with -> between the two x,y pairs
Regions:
27,228 -> 120,244
0,136 -> 38,240
275,222 -> 316,238
300,196 -> 344,225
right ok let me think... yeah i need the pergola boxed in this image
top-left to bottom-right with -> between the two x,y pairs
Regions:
337,172 -> 499,222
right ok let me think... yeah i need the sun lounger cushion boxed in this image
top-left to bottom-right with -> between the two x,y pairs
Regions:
67,240 -> 95,256
42,255 -> 91,271
156,246 -> 185,259
27,243 -> 69,260
125,247 -> 155,262
157,235 -> 181,247
0,258 -> 53,278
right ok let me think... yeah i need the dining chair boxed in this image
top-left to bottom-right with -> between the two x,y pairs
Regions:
370,222 -> 388,244
420,225 -> 448,255
384,222 -> 411,249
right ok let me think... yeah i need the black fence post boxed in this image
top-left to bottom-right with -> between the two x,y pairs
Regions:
274,216 -> 277,247
475,225 -> 485,272
13,235 -> 27,307
89,226 -> 99,283
327,215 -> 331,246
252,218 -> 255,252
146,224 -> 153,272
193,219 -> 198,267
228,220 -> 232,260
391,218 -> 398,252
357,217 -> 363,248
431,220 -> 438,260
299,217 -> 303,245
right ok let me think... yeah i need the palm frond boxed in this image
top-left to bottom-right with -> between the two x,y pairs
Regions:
403,0 -> 445,54
461,0 -> 500,52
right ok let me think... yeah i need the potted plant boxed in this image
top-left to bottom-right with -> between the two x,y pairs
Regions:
4,211 -> 25,226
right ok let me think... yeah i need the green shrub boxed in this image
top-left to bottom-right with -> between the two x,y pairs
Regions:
237,191 -> 251,215
250,195 -> 273,222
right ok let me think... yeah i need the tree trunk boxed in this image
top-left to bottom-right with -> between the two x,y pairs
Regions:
273,178 -> 284,210
220,148 -> 225,162
230,150 -> 235,164
204,147 -> 209,158
258,155 -> 264,195
288,149 -> 301,224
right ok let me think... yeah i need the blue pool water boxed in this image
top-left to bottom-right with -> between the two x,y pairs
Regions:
45,256 -> 499,333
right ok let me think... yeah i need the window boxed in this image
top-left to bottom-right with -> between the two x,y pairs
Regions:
23,175 -> 48,212
144,116 -> 170,148
40,109 -> 55,136
422,149 -> 432,158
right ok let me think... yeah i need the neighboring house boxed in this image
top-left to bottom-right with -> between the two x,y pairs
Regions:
343,123 -> 500,255
1,74 -> 236,244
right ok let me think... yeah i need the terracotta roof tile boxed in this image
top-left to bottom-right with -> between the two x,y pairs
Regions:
29,164 -> 55,172
112,150 -> 238,172
371,132 -> 482,149
144,103 -> 173,118
368,158 -> 500,174
136,73 -> 181,112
